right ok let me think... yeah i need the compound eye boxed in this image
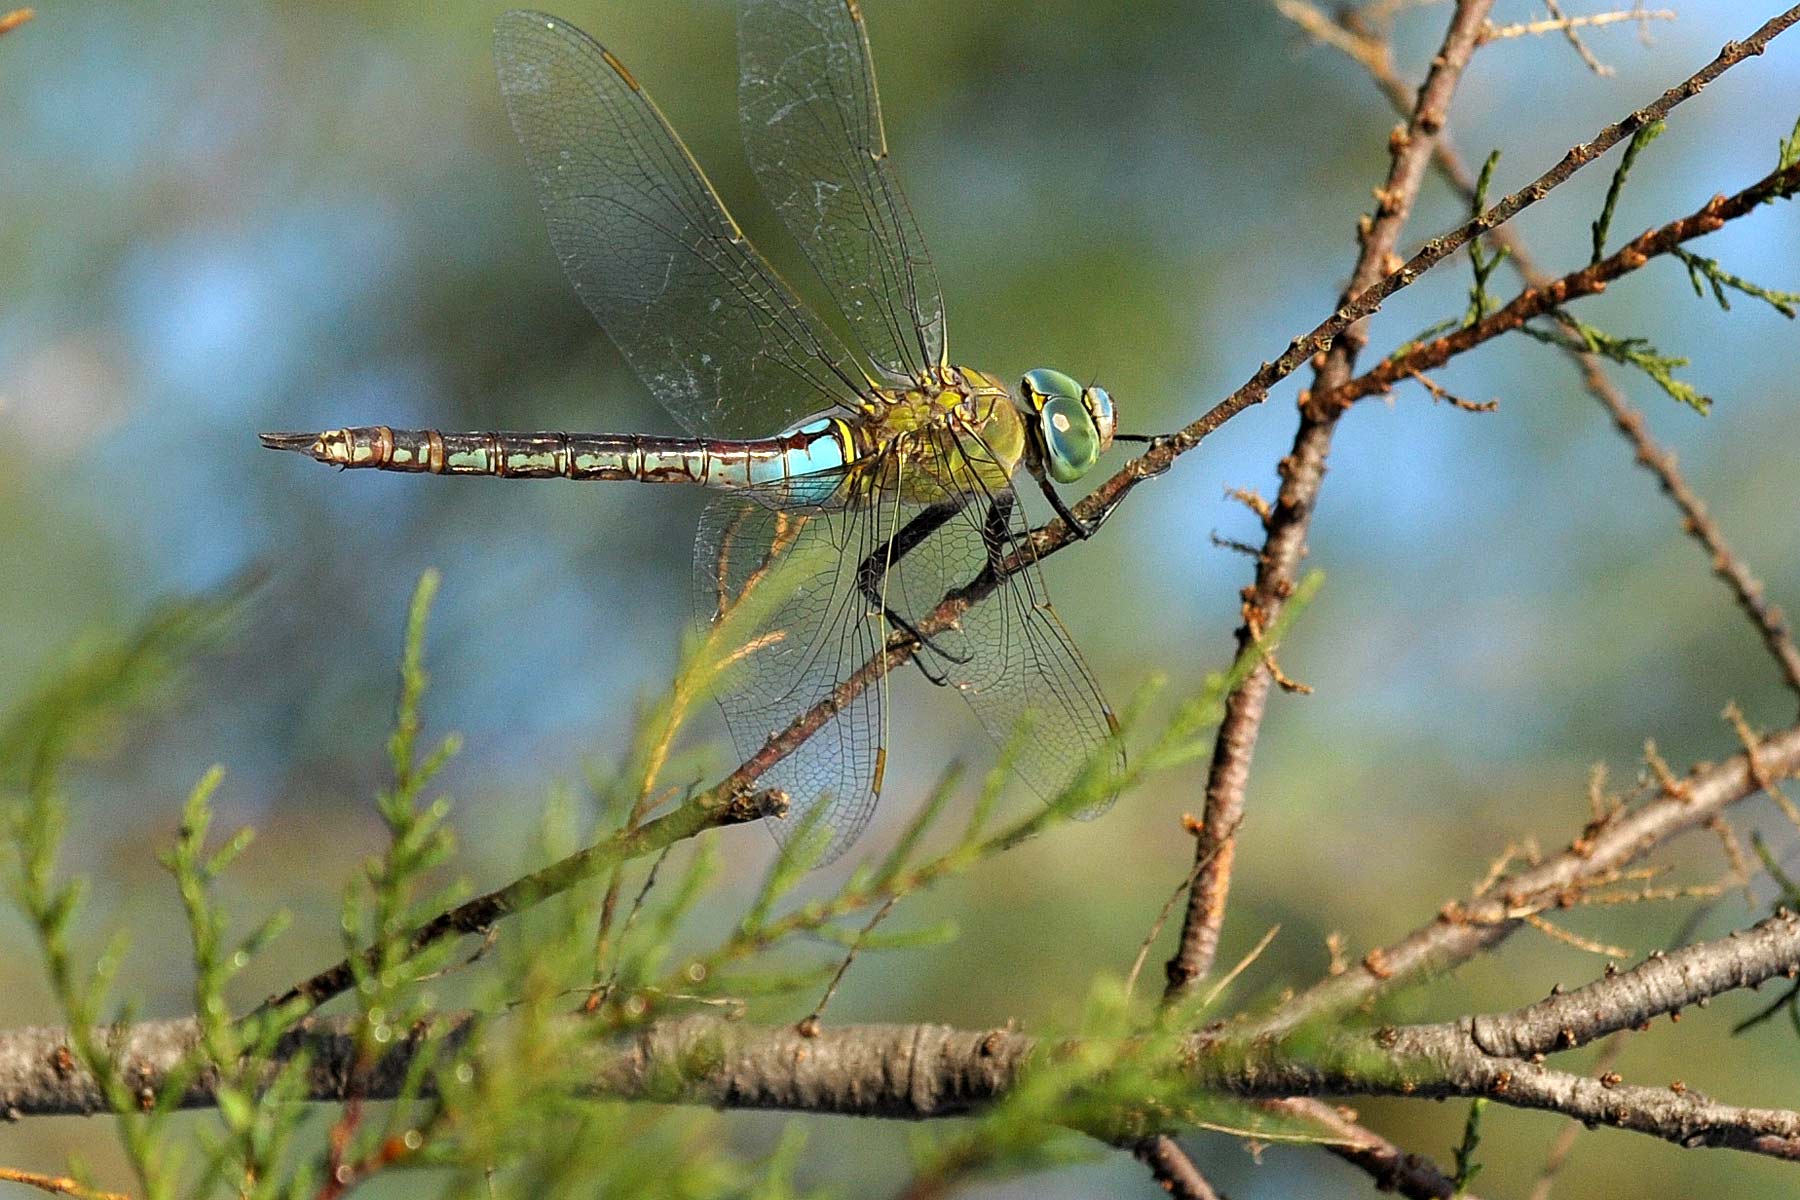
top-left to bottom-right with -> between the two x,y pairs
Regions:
1021,367 -> 1083,406
1082,386 -> 1115,451
1038,394 -> 1101,484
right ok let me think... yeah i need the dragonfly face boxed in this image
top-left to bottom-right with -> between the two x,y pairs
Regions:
1020,368 -> 1118,485
262,4 -> 1129,864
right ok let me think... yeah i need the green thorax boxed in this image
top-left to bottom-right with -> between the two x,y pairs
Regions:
851,365 -> 1027,502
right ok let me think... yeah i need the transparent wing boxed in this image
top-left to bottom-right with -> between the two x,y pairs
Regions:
738,0 -> 946,383
495,9 -> 870,437
694,474 -> 896,865
695,433 -> 1121,868
888,429 -> 1125,815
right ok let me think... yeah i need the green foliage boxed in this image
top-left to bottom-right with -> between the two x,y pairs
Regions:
1592,119 -> 1665,265
1451,1098 -> 1487,1196
1672,247 -> 1799,318
1,577 -> 258,1200
1392,150 -> 1510,356
165,767 -> 312,1200
1,567 -> 1336,1196
1466,150 -> 1511,323
1771,114 -> 1800,202
1522,314 -> 1709,413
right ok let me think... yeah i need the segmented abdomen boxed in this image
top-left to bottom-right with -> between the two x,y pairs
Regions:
267,420 -> 855,488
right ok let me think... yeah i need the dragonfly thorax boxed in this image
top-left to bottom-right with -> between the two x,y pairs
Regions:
836,365 -> 1028,501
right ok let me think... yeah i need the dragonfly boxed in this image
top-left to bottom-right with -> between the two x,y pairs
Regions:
263,2 -> 1140,863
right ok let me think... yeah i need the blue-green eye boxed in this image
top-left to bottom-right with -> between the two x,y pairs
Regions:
1021,368 -> 1082,405
1039,393 -> 1101,483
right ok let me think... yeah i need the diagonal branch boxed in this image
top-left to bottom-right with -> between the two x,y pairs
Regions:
1131,1136 -> 1223,1200
1162,0 -> 1501,1003
1592,374 -> 1800,705
1468,911 -> 1800,1057
1308,158 -> 1800,417
1263,1098 -> 1470,1199
1315,0 -> 1800,707
253,787 -> 786,1018
1251,720 -> 1800,1035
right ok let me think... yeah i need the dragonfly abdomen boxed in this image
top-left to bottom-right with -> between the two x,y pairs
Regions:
260,420 -> 856,489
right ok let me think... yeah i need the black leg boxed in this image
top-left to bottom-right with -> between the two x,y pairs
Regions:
1036,474 -> 1095,539
855,500 -> 972,684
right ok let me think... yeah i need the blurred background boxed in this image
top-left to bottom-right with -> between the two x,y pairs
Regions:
3,1 -> 1799,1195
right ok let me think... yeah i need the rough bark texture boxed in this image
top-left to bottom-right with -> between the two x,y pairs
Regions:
1470,912 -> 1800,1059
7,917 -> 1799,1160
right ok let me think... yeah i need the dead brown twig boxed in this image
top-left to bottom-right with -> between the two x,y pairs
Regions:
0,1167 -> 129,1200
1248,722 -> 1800,1037
1163,0 -> 1502,1006
1302,0 -> 1800,707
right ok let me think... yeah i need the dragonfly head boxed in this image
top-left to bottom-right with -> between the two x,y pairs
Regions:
1020,368 -> 1116,484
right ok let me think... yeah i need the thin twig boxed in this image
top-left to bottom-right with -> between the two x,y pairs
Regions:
585,845 -> 675,1012
1598,413 -> 1800,704
1250,723 -> 1800,1035
1545,0 -> 1614,75
798,895 -> 900,1035
1264,1098 -> 1470,1200
1124,820 -> 1234,1007
1200,924 -> 1281,1010
1132,1136 -> 1222,1200
1163,0 -> 1502,1004
1308,3 -> 1800,706
0,1167 -> 129,1200
1481,6 -> 1680,60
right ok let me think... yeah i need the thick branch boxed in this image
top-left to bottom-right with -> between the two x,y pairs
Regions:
1469,911 -> 1800,1058
10,919 -> 1800,1158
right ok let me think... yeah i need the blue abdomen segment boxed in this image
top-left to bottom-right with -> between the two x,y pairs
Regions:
262,418 -> 857,491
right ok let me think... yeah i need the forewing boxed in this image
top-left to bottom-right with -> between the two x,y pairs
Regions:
738,0 -> 947,383
495,10 -> 868,437
694,477 -> 894,864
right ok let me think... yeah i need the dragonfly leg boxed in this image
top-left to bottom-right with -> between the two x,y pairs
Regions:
1035,474 -> 1097,539
856,500 -> 974,684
